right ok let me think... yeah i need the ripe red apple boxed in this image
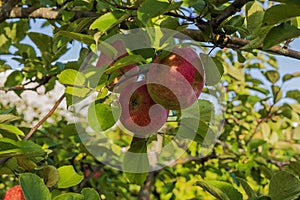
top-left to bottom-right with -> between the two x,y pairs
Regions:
3,185 -> 25,200
119,80 -> 168,135
96,40 -> 139,91
146,47 -> 204,110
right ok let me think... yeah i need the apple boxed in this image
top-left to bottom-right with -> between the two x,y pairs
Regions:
3,185 -> 25,200
96,40 -> 139,91
119,80 -> 169,135
146,47 -> 204,110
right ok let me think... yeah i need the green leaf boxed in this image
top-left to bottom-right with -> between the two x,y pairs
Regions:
283,72 -> 300,82
56,30 -> 94,46
37,165 -> 60,187
90,11 -> 131,33
81,188 -> 100,200
224,65 -> 244,82
196,181 -> 230,200
123,139 -> 149,185
208,180 -> 243,200
237,177 -> 257,198
137,0 -> 181,25
286,90 -> 300,102
14,43 -> 36,58
242,26 -> 273,49
88,102 -> 117,131
271,85 -> 282,103
65,86 -> 91,97
57,165 -> 84,188
53,193 -> 84,200
104,55 -> 144,74
269,171 -> 300,200
263,4 -> 300,26
224,15 -> 245,35
200,54 -> 224,85
257,196 -> 272,200
0,124 -> 24,136
62,10 -> 75,22
246,1 -> 264,35
237,50 -> 246,63
183,99 -> 214,122
4,71 -> 23,87
0,139 -> 45,157
20,173 -> 51,200
28,32 -> 52,53
264,70 -> 280,83
263,23 -> 300,49
57,69 -> 87,86
16,156 -> 37,170
247,139 -> 266,151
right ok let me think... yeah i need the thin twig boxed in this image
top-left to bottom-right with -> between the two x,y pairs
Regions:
138,172 -> 156,200
24,94 -> 65,140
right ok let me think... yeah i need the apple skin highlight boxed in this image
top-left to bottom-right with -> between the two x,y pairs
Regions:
147,47 -> 204,110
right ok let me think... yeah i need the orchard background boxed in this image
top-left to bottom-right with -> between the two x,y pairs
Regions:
1,0 -> 300,199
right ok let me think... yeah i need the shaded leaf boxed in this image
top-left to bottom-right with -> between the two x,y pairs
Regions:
263,23 -> 300,49
81,188 -> 100,200
56,30 -> 94,46
137,0 -> 181,25
286,90 -> 300,102
4,71 -> 23,88
200,54 -> 224,85
263,4 -> 300,26
269,171 -> 300,200
264,70 -> 280,83
38,165 -> 60,187
53,193 -> 84,200
196,181 -> 230,200
20,173 -> 51,200
237,177 -> 257,198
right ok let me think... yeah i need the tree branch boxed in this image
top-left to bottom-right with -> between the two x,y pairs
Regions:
8,7 -> 98,20
2,5 -> 300,60
138,172 -> 156,200
180,29 -> 300,60
0,0 -> 21,23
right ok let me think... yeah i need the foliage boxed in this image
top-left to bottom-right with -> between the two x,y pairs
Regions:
0,0 -> 300,199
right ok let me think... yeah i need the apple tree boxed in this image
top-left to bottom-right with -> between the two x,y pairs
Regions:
1,0 -> 300,199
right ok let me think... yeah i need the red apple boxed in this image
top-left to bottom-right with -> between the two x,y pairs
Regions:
3,185 -> 25,200
96,40 -> 139,91
119,80 -> 168,135
146,47 -> 204,110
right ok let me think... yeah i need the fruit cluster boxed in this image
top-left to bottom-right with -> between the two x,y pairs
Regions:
97,41 -> 204,136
